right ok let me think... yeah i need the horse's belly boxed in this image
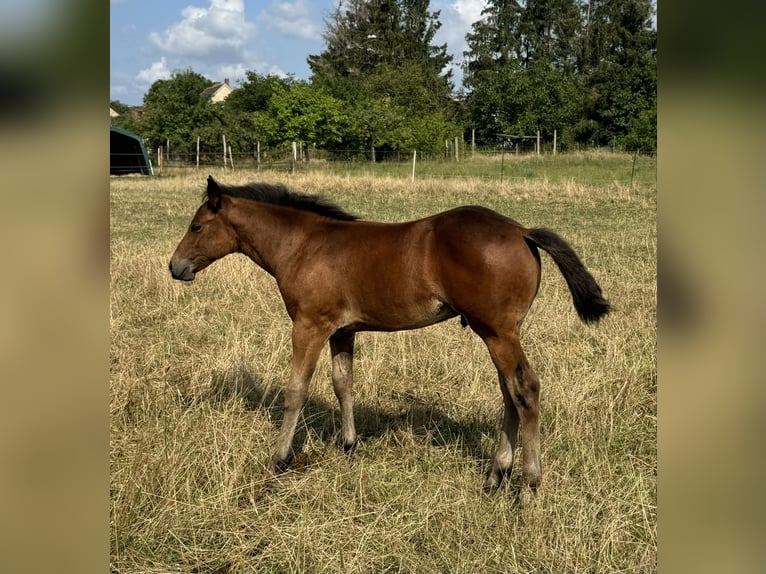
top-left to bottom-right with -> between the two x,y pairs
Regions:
347,297 -> 456,332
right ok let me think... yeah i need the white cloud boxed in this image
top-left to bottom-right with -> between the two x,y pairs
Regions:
259,0 -> 321,41
148,0 -> 254,60
136,57 -> 172,83
452,0 -> 488,25
431,0 -> 487,86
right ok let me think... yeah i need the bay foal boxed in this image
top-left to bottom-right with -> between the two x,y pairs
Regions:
169,176 -> 609,490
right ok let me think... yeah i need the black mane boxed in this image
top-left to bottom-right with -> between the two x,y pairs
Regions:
207,181 -> 359,221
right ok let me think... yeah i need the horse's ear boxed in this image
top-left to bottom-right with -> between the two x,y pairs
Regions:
207,175 -> 222,212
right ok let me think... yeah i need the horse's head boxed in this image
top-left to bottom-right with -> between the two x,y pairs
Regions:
169,176 -> 238,281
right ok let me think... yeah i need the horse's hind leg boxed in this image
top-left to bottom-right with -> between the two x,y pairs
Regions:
330,330 -> 357,454
483,334 -> 542,490
484,369 -> 520,491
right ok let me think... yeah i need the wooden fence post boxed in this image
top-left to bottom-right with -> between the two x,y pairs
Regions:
500,144 -> 505,182
411,150 -> 417,182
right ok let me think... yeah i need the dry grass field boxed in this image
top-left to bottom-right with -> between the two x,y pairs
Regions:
110,155 -> 656,573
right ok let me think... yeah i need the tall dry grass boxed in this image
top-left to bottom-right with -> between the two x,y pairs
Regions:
111,162 -> 655,573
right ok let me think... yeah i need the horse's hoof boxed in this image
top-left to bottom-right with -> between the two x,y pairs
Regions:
524,472 -> 542,492
268,455 -> 292,477
483,473 -> 502,493
342,437 -> 359,459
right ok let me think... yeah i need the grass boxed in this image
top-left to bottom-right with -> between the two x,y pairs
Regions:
111,153 -> 656,573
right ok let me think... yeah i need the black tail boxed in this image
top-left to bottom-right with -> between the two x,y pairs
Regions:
525,227 -> 610,323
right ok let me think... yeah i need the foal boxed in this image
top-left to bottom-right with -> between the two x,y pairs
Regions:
169,176 -> 609,490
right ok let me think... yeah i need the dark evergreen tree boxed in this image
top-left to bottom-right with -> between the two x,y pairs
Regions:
519,0 -> 581,69
463,0 -> 656,151
463,0 -> 582,144
310,0 -> 451,94
577,0 -> 656,150
308,0 -> 458,154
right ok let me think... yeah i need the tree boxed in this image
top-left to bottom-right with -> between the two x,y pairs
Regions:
219,72 -> 296,154
309,0 -> 457,153
463,0 -> 582,144
223,71 -> 295,114
340,62 -> 459,155
519,0 -> 581,69
463,0 -> 656,151
255,81 -> 349,148
310,0 -> 451,93
109,100 -> 143,134
578,0 -> 656,149
140,69 -> 216,156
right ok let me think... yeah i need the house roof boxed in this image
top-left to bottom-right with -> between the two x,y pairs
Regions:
201,78 -> 232,103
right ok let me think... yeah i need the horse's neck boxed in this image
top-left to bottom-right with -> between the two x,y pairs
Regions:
229,200 -> 310,277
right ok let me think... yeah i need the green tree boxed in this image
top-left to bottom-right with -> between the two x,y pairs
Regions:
309,0 -> 457,154
519,0 -> 581,69
463,0 -> 583,144
310,0 -> 451,93
140,69 -> 217,157
463,0 -> 655,151
223,71 -> 294,114
577,0 -> 656,149
218,72 -> 296,154
254,81 -> 349,149
340,62 -> 459,155
109,100 -> 142,134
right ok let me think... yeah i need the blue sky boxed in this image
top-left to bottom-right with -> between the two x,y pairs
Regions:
110,0 -> 489,106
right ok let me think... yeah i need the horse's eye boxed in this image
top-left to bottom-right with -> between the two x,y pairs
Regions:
190,223 -> 202,233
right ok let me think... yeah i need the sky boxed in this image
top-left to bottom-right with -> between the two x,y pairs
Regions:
110,0 -> 489,106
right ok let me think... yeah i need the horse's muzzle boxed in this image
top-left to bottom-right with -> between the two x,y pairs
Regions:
168,258 -> 196,281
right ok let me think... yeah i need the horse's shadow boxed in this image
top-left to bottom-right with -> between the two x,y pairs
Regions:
205,367 -> 498,466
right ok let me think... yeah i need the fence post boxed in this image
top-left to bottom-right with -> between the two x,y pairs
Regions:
228,145 -> 234,170
630,149 -> 638,193
222,134 -> 227,171
411,150 -> 417,182
536,130 -> 540,156
471,129 -> 475,158
291,141 -> 297,174
256,140 -> 261,168
553,129 -> 557,155
500,144 -> 505,182
455,136 -> 459,161
196,136 -> 200,169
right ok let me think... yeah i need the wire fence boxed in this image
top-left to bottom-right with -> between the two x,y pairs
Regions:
112,140 -> 655,190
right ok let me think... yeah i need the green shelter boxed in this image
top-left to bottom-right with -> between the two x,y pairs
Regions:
110,126 -> 152,175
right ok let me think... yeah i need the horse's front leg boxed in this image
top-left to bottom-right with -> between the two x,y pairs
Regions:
270,320 -> 328,473
330,330 -> 357,454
